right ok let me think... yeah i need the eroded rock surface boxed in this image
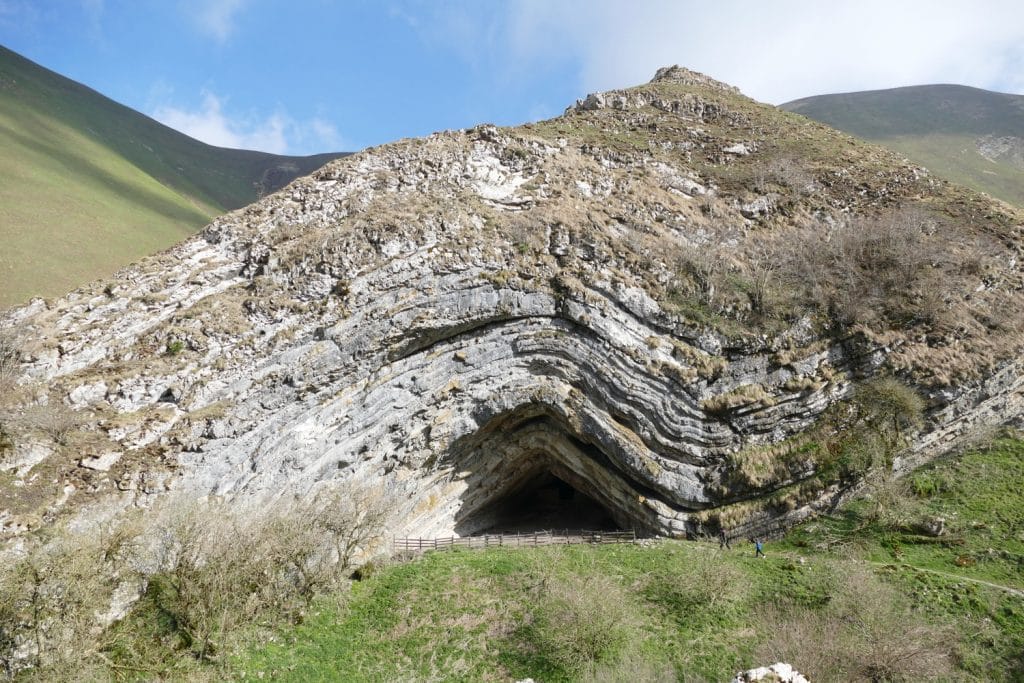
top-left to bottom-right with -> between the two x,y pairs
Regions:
2,67 -> 1024,541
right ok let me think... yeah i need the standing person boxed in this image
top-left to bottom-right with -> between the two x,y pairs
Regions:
718,529 -> 731,550
753,537 -> 765,558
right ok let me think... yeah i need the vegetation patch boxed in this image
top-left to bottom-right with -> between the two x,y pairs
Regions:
3,435 -> 1023,681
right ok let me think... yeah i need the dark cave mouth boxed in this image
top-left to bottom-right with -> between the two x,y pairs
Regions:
465,470 -> 622,535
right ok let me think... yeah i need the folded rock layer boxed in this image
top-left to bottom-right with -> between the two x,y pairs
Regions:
3,66 -> 1024,539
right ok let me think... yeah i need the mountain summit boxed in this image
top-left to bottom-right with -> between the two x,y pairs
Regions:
651,64 -> 741,92
2,66 -> 1023,543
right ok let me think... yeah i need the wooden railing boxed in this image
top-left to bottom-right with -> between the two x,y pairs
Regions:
394,529 -> 636,553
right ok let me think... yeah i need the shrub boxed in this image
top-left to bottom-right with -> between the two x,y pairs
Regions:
854,377 -> 925,447
145,484 -> 392,663
782,209 -> 945,329
0,329 -> 18,391
17,404 -> 82,446
757,567 -> 954,682
529,572 -> 640,673
644,550 -> 745,615
165,339 -> 186,356
817,377 -> 924,484
0,520 -> 144,678
1,483 -> 392,678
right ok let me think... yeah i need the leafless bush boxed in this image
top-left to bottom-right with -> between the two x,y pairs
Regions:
769,156 -> 817,193
0,330 -> 17,391
0,519 -> 144,678
860,473 -> 924,530
783,210 -> 944,327
305,484 -> 392,570
16,404 -> 82,446
748,245 -> 782,317
1,483 -> 393,677
504,214 -> 545,254
673,243 -> 726,311
531,572 -> 640,673
668,224 -> 758,323
757,567 -> 954,682
149,484 -> 392,662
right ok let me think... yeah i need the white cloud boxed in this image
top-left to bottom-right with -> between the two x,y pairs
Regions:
388,4 -> 419,29
305,118 -> 344,151
181,0 -> 247,43
442,0 -> 1024,103
150,90 -> 345,155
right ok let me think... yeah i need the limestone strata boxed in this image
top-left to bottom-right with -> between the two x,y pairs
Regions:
3,67 -> 1024,540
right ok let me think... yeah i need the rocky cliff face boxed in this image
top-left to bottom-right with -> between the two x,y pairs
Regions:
2,66 -> 1024,541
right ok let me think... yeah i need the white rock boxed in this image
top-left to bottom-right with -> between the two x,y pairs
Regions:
1,441 -> 52,477
732,662 -> 809,683
723,142 -> 752,155
68,380 -> 107,408
80,451 -> 122,472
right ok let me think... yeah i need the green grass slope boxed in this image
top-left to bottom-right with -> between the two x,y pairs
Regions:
781,84 -> 1024,207
82,435 -> 1023,681
231,441 -> 1024,682
0,45 -> 345,309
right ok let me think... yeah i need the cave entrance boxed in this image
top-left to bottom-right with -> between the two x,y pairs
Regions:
471,470 -> 621,534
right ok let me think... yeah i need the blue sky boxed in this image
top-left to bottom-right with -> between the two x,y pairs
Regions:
2,1 -> 1022,155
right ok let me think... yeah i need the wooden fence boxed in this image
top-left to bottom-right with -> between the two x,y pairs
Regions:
394,529 -> 636,553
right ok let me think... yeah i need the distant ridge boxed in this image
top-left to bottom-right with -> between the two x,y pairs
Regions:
781,84 -> 1024,207
0,45 -> 347,308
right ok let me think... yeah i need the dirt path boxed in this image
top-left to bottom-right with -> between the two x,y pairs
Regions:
869,561 -> 1024,598
692,540 -> 1024,598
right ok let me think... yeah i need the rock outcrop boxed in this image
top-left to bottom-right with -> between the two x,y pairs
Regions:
2,67 -> 1023,541
732,662 -> 809,683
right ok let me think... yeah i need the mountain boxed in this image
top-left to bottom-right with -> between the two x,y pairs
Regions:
781,84 -> 1024,207
3,63 -> 1024,678
0,45 -> 346,309
3,63 -> 1022,545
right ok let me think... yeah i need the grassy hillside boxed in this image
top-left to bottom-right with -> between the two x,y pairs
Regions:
228,435 -> 1024,682
0,46 -> 345,309
781,84 -> 1024,207
12,433 -> 1009,681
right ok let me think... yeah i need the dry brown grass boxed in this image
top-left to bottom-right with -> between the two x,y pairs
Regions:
701,383 -> 775,414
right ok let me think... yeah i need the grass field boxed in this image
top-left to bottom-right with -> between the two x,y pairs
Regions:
221,436 -> 1024,682
6,437 -> 1022,681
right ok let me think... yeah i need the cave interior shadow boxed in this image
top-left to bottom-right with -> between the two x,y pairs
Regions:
453,468 -> 623,536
